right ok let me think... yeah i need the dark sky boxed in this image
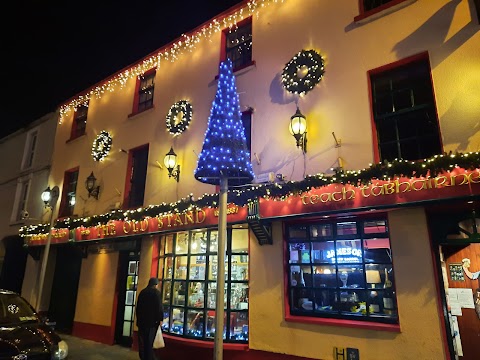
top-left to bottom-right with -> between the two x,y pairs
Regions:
4,0 -> 243,138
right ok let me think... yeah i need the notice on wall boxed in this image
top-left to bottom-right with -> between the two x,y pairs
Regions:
448,288 -> 475,309
449,263 -> 464,281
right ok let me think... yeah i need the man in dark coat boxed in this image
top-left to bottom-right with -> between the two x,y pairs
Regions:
136,277 -> 164,360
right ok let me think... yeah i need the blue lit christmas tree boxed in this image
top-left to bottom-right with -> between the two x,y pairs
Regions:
194,59 -> 254,186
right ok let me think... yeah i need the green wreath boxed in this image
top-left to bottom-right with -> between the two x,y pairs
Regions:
92,130 -> 112,162
166,100 -> 193,135
281,49 -> 325,96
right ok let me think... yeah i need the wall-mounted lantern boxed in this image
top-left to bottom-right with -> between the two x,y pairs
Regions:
164,147 -> 180,182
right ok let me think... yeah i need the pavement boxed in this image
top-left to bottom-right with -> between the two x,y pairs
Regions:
59,333 -> 139,360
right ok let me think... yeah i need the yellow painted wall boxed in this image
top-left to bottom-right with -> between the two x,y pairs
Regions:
74,251 -> 118,326
249,207 -> 446,359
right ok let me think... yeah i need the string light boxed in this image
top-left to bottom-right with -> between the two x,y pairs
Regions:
91,130 -> 112,162
281,49 -> 325,96
166,100 -> 193,135
59,0 -> 287,124
20,152 -> 479,239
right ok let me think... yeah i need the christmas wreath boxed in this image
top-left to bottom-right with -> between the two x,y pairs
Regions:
166,100 -> 193,135
92,130 -> 112,162
281,49 -> 325,96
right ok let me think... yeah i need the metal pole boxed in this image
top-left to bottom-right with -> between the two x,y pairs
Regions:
214,176 -> 228,360
36,186 -> 58,312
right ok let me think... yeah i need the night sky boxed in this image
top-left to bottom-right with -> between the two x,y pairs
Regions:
4,0 -> 244,138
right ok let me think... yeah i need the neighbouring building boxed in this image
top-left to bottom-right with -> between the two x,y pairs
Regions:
0,112 -> 57,294
19,1 -> 479,359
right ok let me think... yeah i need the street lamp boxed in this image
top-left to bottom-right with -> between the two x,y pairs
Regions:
37,185 -> 59,311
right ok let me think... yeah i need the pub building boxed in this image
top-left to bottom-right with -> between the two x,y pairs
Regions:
19,1 -> 479,359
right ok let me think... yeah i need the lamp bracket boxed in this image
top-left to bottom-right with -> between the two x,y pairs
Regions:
332,132 -> 341,148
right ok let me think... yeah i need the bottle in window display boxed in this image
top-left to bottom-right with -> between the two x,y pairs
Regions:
382,268 -> 395,314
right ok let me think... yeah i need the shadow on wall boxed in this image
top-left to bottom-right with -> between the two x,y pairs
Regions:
440,90 -> 480,153
392,0 -> 479,68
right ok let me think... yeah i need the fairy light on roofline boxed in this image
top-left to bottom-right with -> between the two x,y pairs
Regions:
59,0 -> 287,124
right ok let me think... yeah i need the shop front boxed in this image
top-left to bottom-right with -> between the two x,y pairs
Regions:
22,166 -> 479,359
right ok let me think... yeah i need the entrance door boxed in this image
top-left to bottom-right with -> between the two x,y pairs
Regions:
440,243 -> 479,360
49,244 -> 83,333
114,250 -> 140,347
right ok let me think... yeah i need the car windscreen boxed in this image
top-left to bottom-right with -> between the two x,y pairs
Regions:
0,293 -> 38,326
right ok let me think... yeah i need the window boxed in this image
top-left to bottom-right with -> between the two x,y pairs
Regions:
132,70 -> 155,115
58,168 -> 79,218
475,0 -> 480,23
158,227 -> 249,342
355,0 -> 413,22
241,110 -> 252,154
286,218 -> 398,325
21,130 -> 38,169
124,145 -> 149,209
369,54 -> 441,162
12,179 -> 30,222
222,17 -> 253,71
70,102 -> 88,139
362,0 -> 395,12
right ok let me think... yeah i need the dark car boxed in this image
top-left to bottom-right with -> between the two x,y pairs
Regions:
0,289 -> 68,360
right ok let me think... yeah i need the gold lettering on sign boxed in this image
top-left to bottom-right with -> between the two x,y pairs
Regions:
303,170 -> 480,207
214,206 -> 239,217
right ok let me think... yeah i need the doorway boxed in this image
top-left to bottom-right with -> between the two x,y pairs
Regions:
431,211 -> 480,360
114,249 -> 140,347
49,244 -> 83,333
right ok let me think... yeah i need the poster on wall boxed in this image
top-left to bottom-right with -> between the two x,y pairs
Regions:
449,263 -> 464,281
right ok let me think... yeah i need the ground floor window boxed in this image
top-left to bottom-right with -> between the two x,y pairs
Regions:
158,226 -> 249,342
286,217 -> 398,324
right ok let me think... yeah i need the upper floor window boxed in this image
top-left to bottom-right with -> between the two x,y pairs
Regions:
158,227 -> 249,342
12,179 -> 30,223
241,110 -> 252,154
369,54 -> 441,162
355,0 -> 413,22
132,70 -> 155,115
475,0 -> 480,23
286,218 -> 398,325
21,130 -> 38,169
58,168 -> 78,218
124,145 -> 149,209
222,17 -> 253,71
70,102 -> 88,139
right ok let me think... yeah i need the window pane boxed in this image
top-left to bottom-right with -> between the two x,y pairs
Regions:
230,283 -> 249,310
288,242 -> 310,264
162,281 -> 171,304
231,255 -> 248,281
191,230 -> 207,254
311,241 -> 335,263
174,256 -> 188,279
231,228 -> 248,252
336,222 -> 357,236
205,311 -> 226,339
163,256 -> 173,279
165,234 -> 174,254
186,310 -> 204,338
188,282 -> 205,308
310,224 -> 332,238
335,239 -> 363,264
176,232 -> 188,254
229,312 -> 248,341
189,256 -> 206,280
170,307 -> 184,334
172,281 -> 186,306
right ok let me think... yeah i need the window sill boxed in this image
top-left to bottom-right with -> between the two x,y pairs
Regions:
285,313 -> 401,332
214,60 -> 256,81
128,105 -> 155,119
163,334 -> 249,350
354,0 -> 416,24
66,133 -> 86,144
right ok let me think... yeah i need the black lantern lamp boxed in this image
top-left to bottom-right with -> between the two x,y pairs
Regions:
41,186 -> 59,208
85,171 -> 100,199
289,106 -> 307,153
164,147 -> 180,182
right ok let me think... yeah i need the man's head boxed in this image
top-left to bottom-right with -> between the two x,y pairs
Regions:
148,277 -> 160,287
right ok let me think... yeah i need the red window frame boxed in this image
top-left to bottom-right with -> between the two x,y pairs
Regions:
69,103 -> 88,140
354,0 -> 413,22
367,52 -> 442,163
130,69 -> 156,117
220,16 -> 254,73
58,167 -> 79,218
123,144 -> 149,210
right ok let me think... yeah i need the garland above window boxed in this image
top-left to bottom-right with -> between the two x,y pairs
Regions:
281,49 -> 325,96
166,100 -> 193,135
92,130 -> 112,162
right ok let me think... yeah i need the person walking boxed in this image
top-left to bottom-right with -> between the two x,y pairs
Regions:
136,277 -> 164,360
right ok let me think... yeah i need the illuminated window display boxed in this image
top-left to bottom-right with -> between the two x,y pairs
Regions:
158,227 -> 249,342
287,218 -> 398,324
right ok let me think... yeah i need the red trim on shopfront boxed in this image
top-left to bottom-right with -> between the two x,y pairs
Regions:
427,218 -> 453,360
151,235 -> 160,278
285,313 -> 400,332
72,321 -> 113,345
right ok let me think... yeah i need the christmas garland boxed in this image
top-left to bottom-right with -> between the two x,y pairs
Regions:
19,152 -> 480,237
92,130 -> 112,162
281,49 -> 325,96
166,100 -> 193,135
